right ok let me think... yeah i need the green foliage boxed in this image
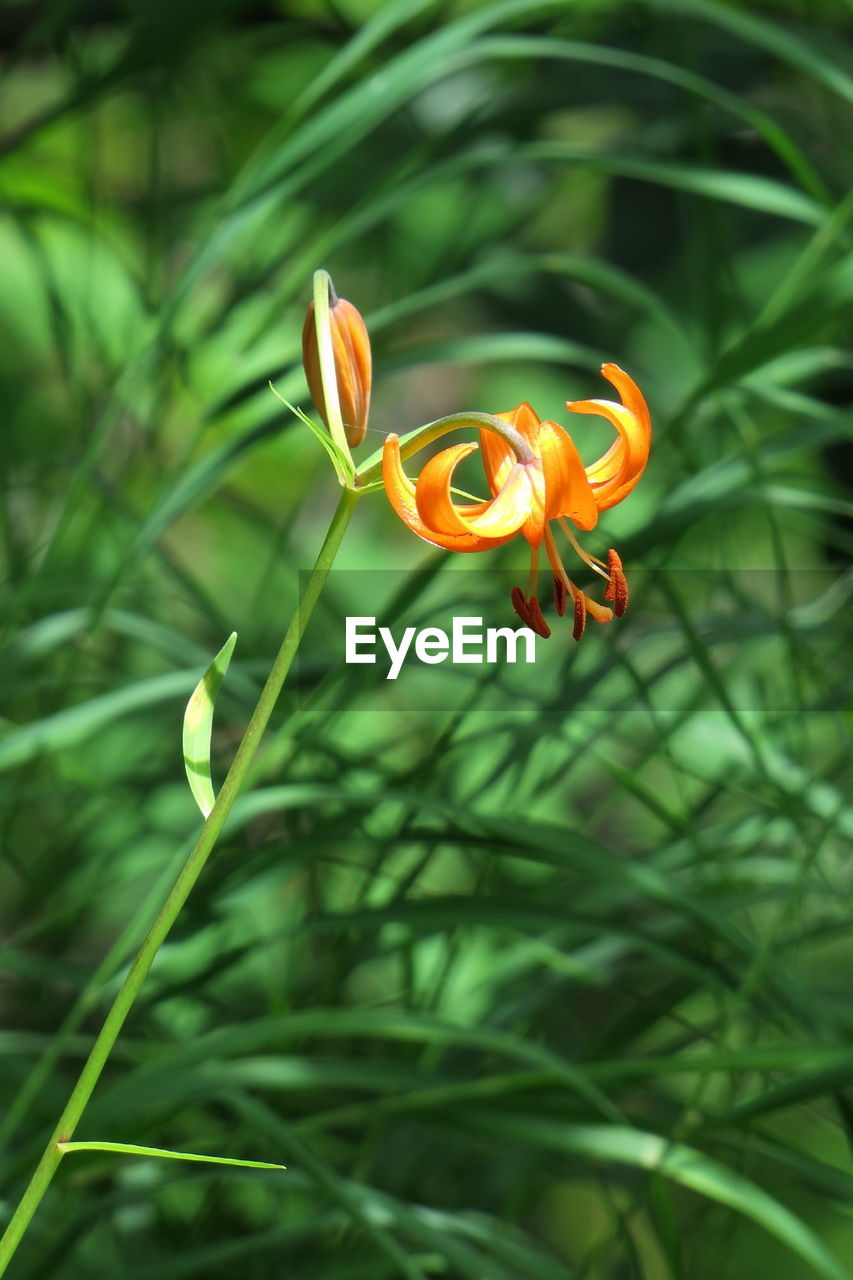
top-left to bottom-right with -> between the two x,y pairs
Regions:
57,1140 -> 285,1173
1,0 -> 852,1277
183,633 -> 238,819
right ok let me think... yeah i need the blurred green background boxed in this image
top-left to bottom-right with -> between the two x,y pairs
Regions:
1,0 -> 852,1276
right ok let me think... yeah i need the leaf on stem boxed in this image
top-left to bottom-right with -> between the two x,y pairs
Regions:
56,1140 -> 284,1171
269,382 -> 355,487
182,632 -> 237,819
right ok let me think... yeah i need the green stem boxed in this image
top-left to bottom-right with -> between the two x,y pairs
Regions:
355,411 -> 535,488
0,486 -> 361,1275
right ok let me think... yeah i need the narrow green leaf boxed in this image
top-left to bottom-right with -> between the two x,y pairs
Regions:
288,0 -> 442,121
56,1140 -> 284,1171
525,144 -> 825,226
182,632 -> 237,819
465,1115 -> 851,1280
380,330 -> 604,374
0,670 -> 203,774
659,0 -> 853,106
269,382 -> 354,487
474,34 -> 829,202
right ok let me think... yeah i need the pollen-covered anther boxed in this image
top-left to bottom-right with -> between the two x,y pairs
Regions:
553,574 -> 567,617
511,587 -> 551,637
527,595 -> 552,639
604,548 -> 629,618
572,591 -> 587,642
511,586 -> 532,627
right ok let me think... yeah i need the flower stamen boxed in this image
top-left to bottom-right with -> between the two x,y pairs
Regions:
511,585 -> 532,627
572,592 -> 587,642
553,574 -> 567,617
510,586 -> 551,637
526,544 -> 540,598
604,548 -> 629,617
558,518 -> 609,580
527,596 -> 551,639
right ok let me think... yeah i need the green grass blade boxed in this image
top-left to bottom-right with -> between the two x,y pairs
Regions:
467,1115 -> 851,1280
0,671 -> 204,774
661,0 -> 853,105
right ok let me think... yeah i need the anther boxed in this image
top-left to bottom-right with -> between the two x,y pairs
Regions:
572,592 -> 587,642
553,574 -> 567,617
511,586 -> 532,626
511,587 -> 551,638
604,548 -> 629,618
527,595 -> 552,639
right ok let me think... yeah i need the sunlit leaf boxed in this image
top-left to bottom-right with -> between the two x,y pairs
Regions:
182,632 -> 237,819
57,1140 -> 284,1171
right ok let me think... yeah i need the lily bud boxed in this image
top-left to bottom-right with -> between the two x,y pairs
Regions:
302,286 -> 372,448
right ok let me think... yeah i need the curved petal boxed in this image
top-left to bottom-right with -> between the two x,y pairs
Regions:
568,364 -> 651,511
302,297 -> 372,448
505,401 -> 542,447
569,398 -> 642,491
519,458 -> 548,546
382,435 -> 513,552
333,299 -> 372,446
603,362 -> 651,438
415,442 -> 489,533
460,461 -> 540,539
537,421 -> 598,531
479,402 -> 540,496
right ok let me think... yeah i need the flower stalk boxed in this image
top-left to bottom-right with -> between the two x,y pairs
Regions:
354,411 -> 536,489
1,265 -> 649,1270
0,485 -> 361,1276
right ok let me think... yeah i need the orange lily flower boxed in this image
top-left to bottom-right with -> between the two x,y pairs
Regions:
382,363 -> 650,640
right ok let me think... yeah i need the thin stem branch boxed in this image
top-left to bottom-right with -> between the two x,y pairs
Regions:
0,486 -> 361,1275
355,411 -> 536,487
